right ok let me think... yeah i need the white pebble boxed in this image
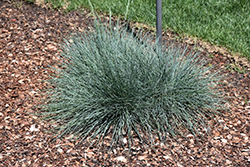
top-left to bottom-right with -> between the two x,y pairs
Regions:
221,139 -> 227,143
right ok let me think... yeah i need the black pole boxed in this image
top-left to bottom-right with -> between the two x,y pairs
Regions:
156,0 -> 162,47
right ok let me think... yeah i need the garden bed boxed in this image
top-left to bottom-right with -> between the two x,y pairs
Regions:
0,0 -> 250,166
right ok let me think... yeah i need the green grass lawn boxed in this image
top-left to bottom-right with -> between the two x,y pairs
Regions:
32,0 -> 250,61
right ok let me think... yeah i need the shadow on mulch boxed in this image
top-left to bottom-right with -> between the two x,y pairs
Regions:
0,0 -> 250,166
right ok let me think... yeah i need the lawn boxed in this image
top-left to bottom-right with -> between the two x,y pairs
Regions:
35,0 -> 250,61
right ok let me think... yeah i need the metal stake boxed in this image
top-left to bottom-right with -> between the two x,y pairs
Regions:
156,0 -> 162,47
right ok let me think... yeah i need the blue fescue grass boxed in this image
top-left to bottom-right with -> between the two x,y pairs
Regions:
38,16 -> 228,149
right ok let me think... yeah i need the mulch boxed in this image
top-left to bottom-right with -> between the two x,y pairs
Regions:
0,0 -> 250,166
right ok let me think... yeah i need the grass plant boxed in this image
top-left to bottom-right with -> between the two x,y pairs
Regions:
37,0 -> 250,61
39,16 -> 227,149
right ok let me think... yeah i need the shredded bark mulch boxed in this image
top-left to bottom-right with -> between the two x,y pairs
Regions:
0,0 -> 250,166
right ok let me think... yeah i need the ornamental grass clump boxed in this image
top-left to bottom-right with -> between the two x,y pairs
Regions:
40,18 -> 227,148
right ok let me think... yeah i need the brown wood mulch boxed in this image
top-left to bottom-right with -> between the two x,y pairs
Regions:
1,0 -> 250,166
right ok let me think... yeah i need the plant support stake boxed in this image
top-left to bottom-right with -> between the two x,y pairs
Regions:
156,0 -> 162,47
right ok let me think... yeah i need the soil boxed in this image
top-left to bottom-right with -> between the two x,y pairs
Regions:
0,0 -> 250,166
